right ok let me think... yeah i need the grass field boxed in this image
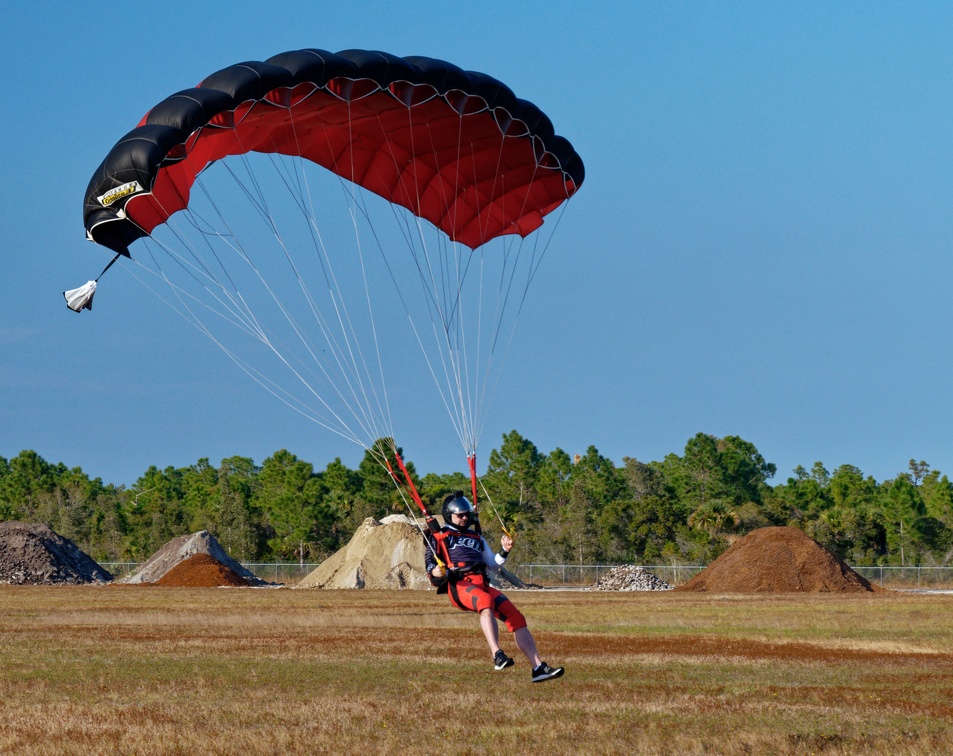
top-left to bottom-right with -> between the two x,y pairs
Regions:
1,586 -> 951,754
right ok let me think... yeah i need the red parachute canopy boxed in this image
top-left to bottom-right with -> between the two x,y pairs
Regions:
84,49 -> 584,255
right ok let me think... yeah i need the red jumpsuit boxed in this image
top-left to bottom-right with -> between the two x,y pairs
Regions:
426,525 -> 526,632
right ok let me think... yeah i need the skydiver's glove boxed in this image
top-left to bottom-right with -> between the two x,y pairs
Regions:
429,565 -> 448,587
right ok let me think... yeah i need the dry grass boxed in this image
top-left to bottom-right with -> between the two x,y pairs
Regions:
0,587 -> 952,754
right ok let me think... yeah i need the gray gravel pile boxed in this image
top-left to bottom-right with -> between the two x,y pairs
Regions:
0,521 -> 112,585
590,565 -> 673,591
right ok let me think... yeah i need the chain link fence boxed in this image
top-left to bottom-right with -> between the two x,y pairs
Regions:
100,562 -> 319,583
244,563 -> 320,583
515,564 -> 953,588
99,561 -> 953,589
852,566 -> 953,590
515,564 -> 706,587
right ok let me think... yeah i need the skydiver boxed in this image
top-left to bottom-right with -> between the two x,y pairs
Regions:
425,491 -> 564,682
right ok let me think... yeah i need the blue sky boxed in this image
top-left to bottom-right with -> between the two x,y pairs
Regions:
4,2 -> 953,487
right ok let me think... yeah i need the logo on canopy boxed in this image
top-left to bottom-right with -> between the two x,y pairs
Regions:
98,181 -> 143,207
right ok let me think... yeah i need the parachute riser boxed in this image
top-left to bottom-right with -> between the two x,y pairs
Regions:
386,449 -> 451,568
467,453 -> 482,537
469,453 -> 513,541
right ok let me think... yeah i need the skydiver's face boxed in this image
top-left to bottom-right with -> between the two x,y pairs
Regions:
451,511 -> 471,528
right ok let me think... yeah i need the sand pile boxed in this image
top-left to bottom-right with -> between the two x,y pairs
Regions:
0,521 -> 112,585
590,565 -> 673,591
298,515 -> 431,589
122,530 -> 270,586
156,553 -> 251,587
676,526 -> 881,593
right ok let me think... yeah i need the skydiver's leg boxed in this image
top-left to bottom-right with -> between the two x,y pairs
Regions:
479,607 -> 501,655
514,626 -> 542,668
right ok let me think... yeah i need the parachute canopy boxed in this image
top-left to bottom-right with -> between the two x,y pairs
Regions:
84,48 -> 585,256
78,48 -> 584,459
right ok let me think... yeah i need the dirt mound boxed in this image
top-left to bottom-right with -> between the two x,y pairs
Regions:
122,530 -> 270,586
156,553 -> 251,587
298,515 -> 431,589
590,565 -> 673,591
676,526 -> 882,593
0,521 -> 112,585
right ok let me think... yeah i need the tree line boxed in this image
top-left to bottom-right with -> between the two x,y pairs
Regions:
1,431 -> 951,568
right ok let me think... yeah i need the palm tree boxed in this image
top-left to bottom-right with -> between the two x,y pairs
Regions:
688,501 -> 740,538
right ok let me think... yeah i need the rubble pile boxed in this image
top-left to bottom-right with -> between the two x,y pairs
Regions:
0,521 -> 112,585
590,565 -> 673,591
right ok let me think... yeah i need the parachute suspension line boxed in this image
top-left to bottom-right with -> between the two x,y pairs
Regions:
514,200 -> 570,317
262,109 -> 397,444
134,151 -> 393,448
382,102 -> 543,458
395,110 -> 481,455
128,272 -> 367,444
206,155 -> 390,444
476,472 -> 513,539
450,111 -> 477,454
462,132 -> 568,449
348,131 -> 468,448
445,115 -> 555,455
124,247 -> 354,442
140,185 -> 286,345
130,232 -> 369,448
337,97 -> 397,442
225,136 -> 397,447
184,136 -> 391,449
336,108 -> 478,455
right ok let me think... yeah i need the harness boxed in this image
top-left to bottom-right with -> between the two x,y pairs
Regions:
429,527 -> 488,593
448,561 -> 487,579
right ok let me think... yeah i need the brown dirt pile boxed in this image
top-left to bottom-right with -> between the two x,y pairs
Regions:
676,526 -> 882,593
0,521 -> 112,585
122,530 -> 271,585
156,553 -> 250,587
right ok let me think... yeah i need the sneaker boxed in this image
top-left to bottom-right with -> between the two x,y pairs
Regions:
531,662 -> 564,682
493,650 -> 515,671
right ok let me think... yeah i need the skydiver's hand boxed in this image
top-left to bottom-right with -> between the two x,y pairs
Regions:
431,565 -> 446,579
501,534 -> 514,553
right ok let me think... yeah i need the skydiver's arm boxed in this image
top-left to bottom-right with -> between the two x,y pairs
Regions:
481,536 -> 508,567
